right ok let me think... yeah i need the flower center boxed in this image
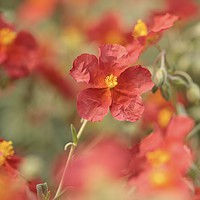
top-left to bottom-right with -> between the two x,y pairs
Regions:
105,74 -> 118,88
132,19 -> 148,38
146,149 -> 170,167
149,169 -> 171,187
158,108 -> 173,128
0,28 -> 16,46
0,140 -> 14,166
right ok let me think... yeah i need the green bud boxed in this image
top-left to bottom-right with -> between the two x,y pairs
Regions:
153,68 -> 166,87
186,83 -> 200,104
36,182 -> 50,200
161,82 -> 171,101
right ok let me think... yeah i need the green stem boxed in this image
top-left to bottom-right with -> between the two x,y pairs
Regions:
186,123 -> 200,141
53,119 -> 88,200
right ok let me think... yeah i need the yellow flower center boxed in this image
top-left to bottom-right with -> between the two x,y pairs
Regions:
105,74 -> 118,88
146,149 -> 170,167
0,140 -> 14,166
132,19 -> 148,38
149,169 -> 170,187
158,108 -> 173,128
0,28 -> 16,46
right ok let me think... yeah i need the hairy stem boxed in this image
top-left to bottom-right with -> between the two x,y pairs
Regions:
53,119 -> 88,200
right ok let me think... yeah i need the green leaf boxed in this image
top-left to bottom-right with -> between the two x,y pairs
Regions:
70,124 -> 78,146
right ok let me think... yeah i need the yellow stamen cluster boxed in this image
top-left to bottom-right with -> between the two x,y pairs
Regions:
0,28 -> 16,46
146,149 -> 170,167
105,74 -> 118,88
158,108 -> 173,128
132,19 -> 148,38
0,140 -> 14,166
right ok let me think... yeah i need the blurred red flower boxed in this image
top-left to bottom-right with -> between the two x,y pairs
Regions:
86,11 -> 129,45
140,116 -> 194,174
165,0 -> 199,20
70,44 -> 154,122
128,116 -> 194,198
3,31 -> 39,79
54,137 -> 130,193
0,169 -> 37,200
142,90 -> 174,129
18,0 -> 58,23
0,16 -> 40,79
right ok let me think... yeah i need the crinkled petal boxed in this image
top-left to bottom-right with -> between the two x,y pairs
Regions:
70,53 -> 99,85
150,13 -> 179,33
116,65 -> 154,95
77,88 -> 111,122
99,44 -> 130,77
166,116 -> 194,142
110,91 -> 144,122
126,40 -> 144,64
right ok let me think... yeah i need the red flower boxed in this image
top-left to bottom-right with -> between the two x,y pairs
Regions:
128,116 -> 194,198
165,0 -> 199,20
86,11 -> 129,45
140,116 -> 194,174
70,44 -> 154,122
0,15 -> 16,64
3,31 -> 39,79
17,0 -> 58,23
142,90 -> 174,129
130,13 -> 178,50
0,16 -> 40,79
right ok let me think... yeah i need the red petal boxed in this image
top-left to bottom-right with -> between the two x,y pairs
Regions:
116,65 -> 154,95
70,53 -> 98,85
166,116 -> 194,142
126,40 -> 144,63
150,13 -> 179,33
77,88 -> 111,122
99,44 -> 130,77
110,91 -> 144,122
140,129 -> 164,155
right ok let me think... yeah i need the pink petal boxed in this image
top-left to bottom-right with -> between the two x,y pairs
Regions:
116,65 -> 154,95
166,116 -> 194,142
70,53 -> 98,85
99,44 -> 130,77
110,91 -> 144,122
140,129 -> 164,155
77,88 -> 111,122
126,40 -> 144,64
150,13 -> 179,33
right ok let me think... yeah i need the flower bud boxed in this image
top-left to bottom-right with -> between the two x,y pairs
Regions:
161,82 -> 171,101
154,68 -> 165,87
186,83 -> 200,104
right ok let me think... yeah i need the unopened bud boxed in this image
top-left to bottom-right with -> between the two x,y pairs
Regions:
36,182 -> 50,200
154,68 -> 165,87
186,83 -> 200,104
161,82 -> 171,101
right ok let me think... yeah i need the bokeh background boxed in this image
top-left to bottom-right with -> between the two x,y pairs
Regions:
0,0 -> 200,186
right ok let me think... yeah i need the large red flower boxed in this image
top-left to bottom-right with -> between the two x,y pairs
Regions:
70,44 -> 154,122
